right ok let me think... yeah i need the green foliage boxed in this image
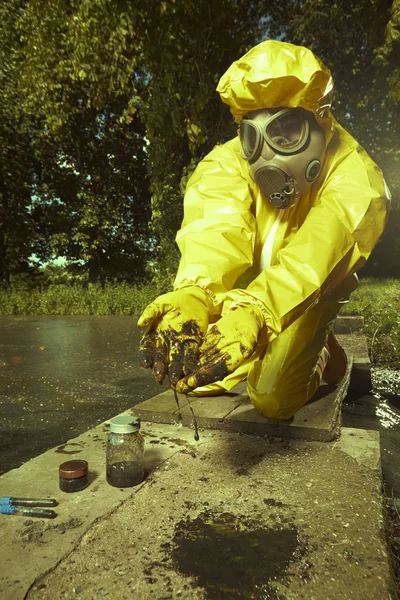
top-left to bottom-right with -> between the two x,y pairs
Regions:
268,0 -> 400,276
141,0 -> 268,272
16,0 -> 269,280
18,0 -> 143,130
0,0 -> 399,288
30,104 -> 153,283
0,0 -> 38,287
0,277 -> 173,317
341,277 -> 400,368
16,0 -> 154,284
376,0 -> 400,103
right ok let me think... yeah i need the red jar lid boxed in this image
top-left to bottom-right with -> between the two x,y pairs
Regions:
59,460 -> 88,479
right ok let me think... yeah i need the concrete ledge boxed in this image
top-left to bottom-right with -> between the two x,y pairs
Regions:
0,422 -> 392,600
222,358 -> 352,441
133,358 -> 353,442
338,333 -> 372,397
132,332 -> 373,442
334,315 -> 365,334
0,418 -> 199,600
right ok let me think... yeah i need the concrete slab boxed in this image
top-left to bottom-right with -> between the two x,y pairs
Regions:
132,358 -> 353,442
338,333 -> 372,397
132,386 -> 248,428
0,416 -> 393,600
334,315 -> 365,334
0,418 -> 193,600
223,360 -> 352,441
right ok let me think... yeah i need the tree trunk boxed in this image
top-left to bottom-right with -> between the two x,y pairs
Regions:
0,167 -> 10,290
0,236 -> 10,290
88,252 -> 104,286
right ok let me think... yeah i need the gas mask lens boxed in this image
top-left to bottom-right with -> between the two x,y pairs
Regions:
266,111 -> 308,153
239,121 -> 258,161
239,108 -> 310,161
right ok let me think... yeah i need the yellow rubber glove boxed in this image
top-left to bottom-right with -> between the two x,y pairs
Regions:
176,302 -> 264,393
138,286 -> 212,386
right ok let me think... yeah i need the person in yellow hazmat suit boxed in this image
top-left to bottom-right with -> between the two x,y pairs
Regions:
138,40 -> 390,421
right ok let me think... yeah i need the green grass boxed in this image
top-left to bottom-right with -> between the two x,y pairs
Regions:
0,280 -> 172,317
1,276 -> 399,368
341,277 -> 400,369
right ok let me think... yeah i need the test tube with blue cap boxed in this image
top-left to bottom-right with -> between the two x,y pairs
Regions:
1,496 -> 58,519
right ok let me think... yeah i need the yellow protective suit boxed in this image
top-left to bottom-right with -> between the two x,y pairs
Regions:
173,40 -> 390,419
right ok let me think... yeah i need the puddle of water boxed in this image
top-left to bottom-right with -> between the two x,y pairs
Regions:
0,315 -> 164,475
170,511 -> 299,599
375,398 -> 400,430
343,368 -> 400,497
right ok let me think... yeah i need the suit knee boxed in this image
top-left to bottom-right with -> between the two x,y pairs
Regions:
247,386 -> 295,420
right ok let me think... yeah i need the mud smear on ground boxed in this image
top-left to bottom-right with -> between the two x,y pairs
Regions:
23,429 -> 389,600
55,441 -> 84,455
169,511 -> 301,600
20,517 -> 83,543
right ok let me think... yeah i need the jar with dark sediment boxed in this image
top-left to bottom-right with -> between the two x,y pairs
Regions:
59,459 -> 89,493
106,415 -> 144,488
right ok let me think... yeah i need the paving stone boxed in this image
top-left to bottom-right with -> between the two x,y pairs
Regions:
334,315 -> 365,333
223,358 -> 352,441
132,358 -> 353,442
338,333 -> 372,396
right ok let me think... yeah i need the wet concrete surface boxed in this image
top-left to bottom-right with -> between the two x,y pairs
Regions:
19,426 -> 390,600
0,316 -> 165,475
1,315 -> 400,504
342,367 -> 400,498
0,314 -> 397,598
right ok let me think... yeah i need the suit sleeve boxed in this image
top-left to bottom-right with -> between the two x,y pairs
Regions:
173,143 -> 256,315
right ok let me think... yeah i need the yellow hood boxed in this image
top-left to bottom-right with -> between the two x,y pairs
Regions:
217,40 -> 333,137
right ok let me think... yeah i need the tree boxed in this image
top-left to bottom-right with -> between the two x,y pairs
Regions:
18,0 -> 152,284
0,0 -> 37,288
137,0 -> 269,275
376,0 -> 400,103
15,0 -> 399,283
267,0 -> 400,276
17,0 -> 271,281
31,100 -> 152,284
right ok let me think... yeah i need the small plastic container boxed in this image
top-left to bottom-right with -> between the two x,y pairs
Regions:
106,416 -> 144,488
59,459 -> 89,493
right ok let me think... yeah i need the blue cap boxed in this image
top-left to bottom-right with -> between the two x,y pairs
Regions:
0,504 -> 15,515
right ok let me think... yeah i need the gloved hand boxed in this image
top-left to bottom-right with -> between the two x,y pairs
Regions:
138,286 -> 212,386
175,302 -> 264,394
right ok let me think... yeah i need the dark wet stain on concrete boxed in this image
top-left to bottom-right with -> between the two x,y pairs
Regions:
166,438 -> 191,447
55,442 -> 84,454
263,498 -> 287,508
50,517 -> 83,535
169,511 -> 300,599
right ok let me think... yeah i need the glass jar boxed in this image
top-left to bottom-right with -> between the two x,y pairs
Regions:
59,459 -> 89,493
106,415 -> 144,488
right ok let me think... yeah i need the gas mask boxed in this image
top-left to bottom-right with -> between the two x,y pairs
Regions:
239,108 -> 326,209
